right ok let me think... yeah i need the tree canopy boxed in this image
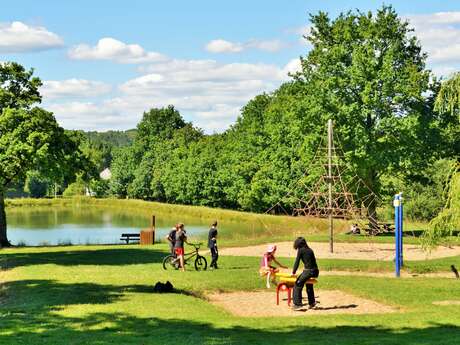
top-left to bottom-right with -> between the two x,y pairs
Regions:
0,63 -> 90,246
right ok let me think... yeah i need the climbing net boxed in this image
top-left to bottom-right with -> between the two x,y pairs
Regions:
265,125 -> 382,233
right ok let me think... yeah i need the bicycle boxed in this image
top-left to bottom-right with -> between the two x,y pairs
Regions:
162,242 -> 208,271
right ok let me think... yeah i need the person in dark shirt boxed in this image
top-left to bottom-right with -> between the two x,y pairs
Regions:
165,226 -> 177,257
291,237 -> 319,310
208,221 -> 219,269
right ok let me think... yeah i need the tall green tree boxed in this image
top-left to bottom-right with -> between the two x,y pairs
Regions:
293,6 -> 440,223
0,62 -> 88,246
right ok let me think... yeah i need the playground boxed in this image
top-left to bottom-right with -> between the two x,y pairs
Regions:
1,238 -> 459,345
220,241 -> 460,261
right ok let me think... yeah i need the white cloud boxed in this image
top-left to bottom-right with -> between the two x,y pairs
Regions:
406,12 -> 460,73
205,38 -> 287,53
0,21 -> 63,53
48,58 -> 299,133
283,58 -> 302,75
47,101 -> 134,131
205,39 -> 243,53
68,37 -> 166,63
41,79 -> 112,100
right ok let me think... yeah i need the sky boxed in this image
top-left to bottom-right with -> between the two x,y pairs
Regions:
1,1 -> 460,133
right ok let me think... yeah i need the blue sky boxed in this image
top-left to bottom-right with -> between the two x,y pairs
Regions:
1,1 -> 460,132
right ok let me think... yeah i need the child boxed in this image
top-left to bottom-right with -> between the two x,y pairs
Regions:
259,245 -> 287,288
174,223 -> 187,271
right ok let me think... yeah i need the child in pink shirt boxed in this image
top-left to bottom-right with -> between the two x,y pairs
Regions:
259,245 -> 287,288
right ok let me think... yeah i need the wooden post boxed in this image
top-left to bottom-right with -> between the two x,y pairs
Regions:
328,119 -> 334,253
140,214 -> 156,245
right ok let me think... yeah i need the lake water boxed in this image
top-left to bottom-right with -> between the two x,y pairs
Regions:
6,206 -> 212,246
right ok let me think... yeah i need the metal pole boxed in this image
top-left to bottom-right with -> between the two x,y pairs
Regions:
399,193 -> 403,267
394,194 -> 401,277
328,119 -> 334,253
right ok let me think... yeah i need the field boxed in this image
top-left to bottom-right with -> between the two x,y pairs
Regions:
1,199 -> 460,344
1,242 -> 460,345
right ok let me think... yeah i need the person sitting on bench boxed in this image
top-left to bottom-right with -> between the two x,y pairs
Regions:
259,245 -> 287,288
291,237 -> 319,310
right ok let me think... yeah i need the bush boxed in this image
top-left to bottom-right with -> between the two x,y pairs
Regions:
63,175 -> 86,197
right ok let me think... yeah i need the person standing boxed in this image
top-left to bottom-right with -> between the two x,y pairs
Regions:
291,237 -> 319,310
208,221 -> 219,269
174,223 -> 187,271
165,226 -> 177,257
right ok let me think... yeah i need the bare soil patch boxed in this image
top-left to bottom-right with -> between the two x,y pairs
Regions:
432,300 -> 460,306
207,289 -> 397,317
220,242 -> 460,261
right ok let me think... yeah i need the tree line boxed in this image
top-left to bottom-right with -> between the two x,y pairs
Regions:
1,6 -> 459,246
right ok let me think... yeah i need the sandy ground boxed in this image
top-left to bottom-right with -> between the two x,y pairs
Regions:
207,289 -> 397,317
318,270 -> 456,278
220,242 -> 460,261
432,300 -> 460,306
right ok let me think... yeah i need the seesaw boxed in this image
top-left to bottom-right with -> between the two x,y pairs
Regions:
274,272 -> 318,306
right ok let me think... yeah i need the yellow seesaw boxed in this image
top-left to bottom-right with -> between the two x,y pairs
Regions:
274,272 -> 318,306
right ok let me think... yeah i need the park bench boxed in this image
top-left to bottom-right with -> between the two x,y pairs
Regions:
120,233 -> 140,244
275,273 -> 317,306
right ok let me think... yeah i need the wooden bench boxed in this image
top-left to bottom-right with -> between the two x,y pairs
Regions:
275,273 -> 317,306
120,233 -> 140,244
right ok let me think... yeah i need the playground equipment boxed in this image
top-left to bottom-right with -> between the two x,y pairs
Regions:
274,272 -> 317,306
394,193 -> 403,277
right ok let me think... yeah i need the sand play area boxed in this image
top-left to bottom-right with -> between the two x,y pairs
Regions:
220,242 -> 460,261
207,289 -> 397,317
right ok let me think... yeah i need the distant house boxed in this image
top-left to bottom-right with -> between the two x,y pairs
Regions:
100,168 -> 112,180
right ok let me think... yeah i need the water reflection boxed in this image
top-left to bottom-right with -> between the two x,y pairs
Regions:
6,206 -> 210,246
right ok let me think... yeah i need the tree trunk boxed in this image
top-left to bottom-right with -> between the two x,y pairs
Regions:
0,190 -> 11,247
364,170 -> 379,231
366,197 -> 379,231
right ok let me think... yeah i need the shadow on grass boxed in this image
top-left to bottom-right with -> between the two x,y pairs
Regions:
1,310 -> 459,345
0,279 -> 198,311
1,248 -> 166,269
1,279 -> 459,344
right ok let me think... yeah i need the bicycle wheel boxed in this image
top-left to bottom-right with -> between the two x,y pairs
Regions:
194,255 -> 207,271
162,255 -> 177,270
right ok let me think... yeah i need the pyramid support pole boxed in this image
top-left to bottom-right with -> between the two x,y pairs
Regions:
328,119 -> 334,253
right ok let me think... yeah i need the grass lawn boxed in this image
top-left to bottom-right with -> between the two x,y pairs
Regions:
1,244 -> 459,345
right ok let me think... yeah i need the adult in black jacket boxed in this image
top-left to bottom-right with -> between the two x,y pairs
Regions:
292,237 -> 319,309
208,221 -> 219,269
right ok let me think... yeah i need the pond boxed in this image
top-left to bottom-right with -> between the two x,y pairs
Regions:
6,206 -> 213,246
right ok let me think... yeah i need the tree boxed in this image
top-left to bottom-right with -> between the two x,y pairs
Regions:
0,107 -> 81,246
424,72 -> 460,246
0,62 -> 42,111
293,6 -> 441,224
0,62 -> 88,247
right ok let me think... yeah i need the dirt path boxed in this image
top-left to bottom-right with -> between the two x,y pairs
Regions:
207,289 -> 397,317
317,270 -> 456,278
220,241 -> 460,261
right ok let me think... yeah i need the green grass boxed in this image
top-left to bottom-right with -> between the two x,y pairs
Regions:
1,244 -> 459,344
